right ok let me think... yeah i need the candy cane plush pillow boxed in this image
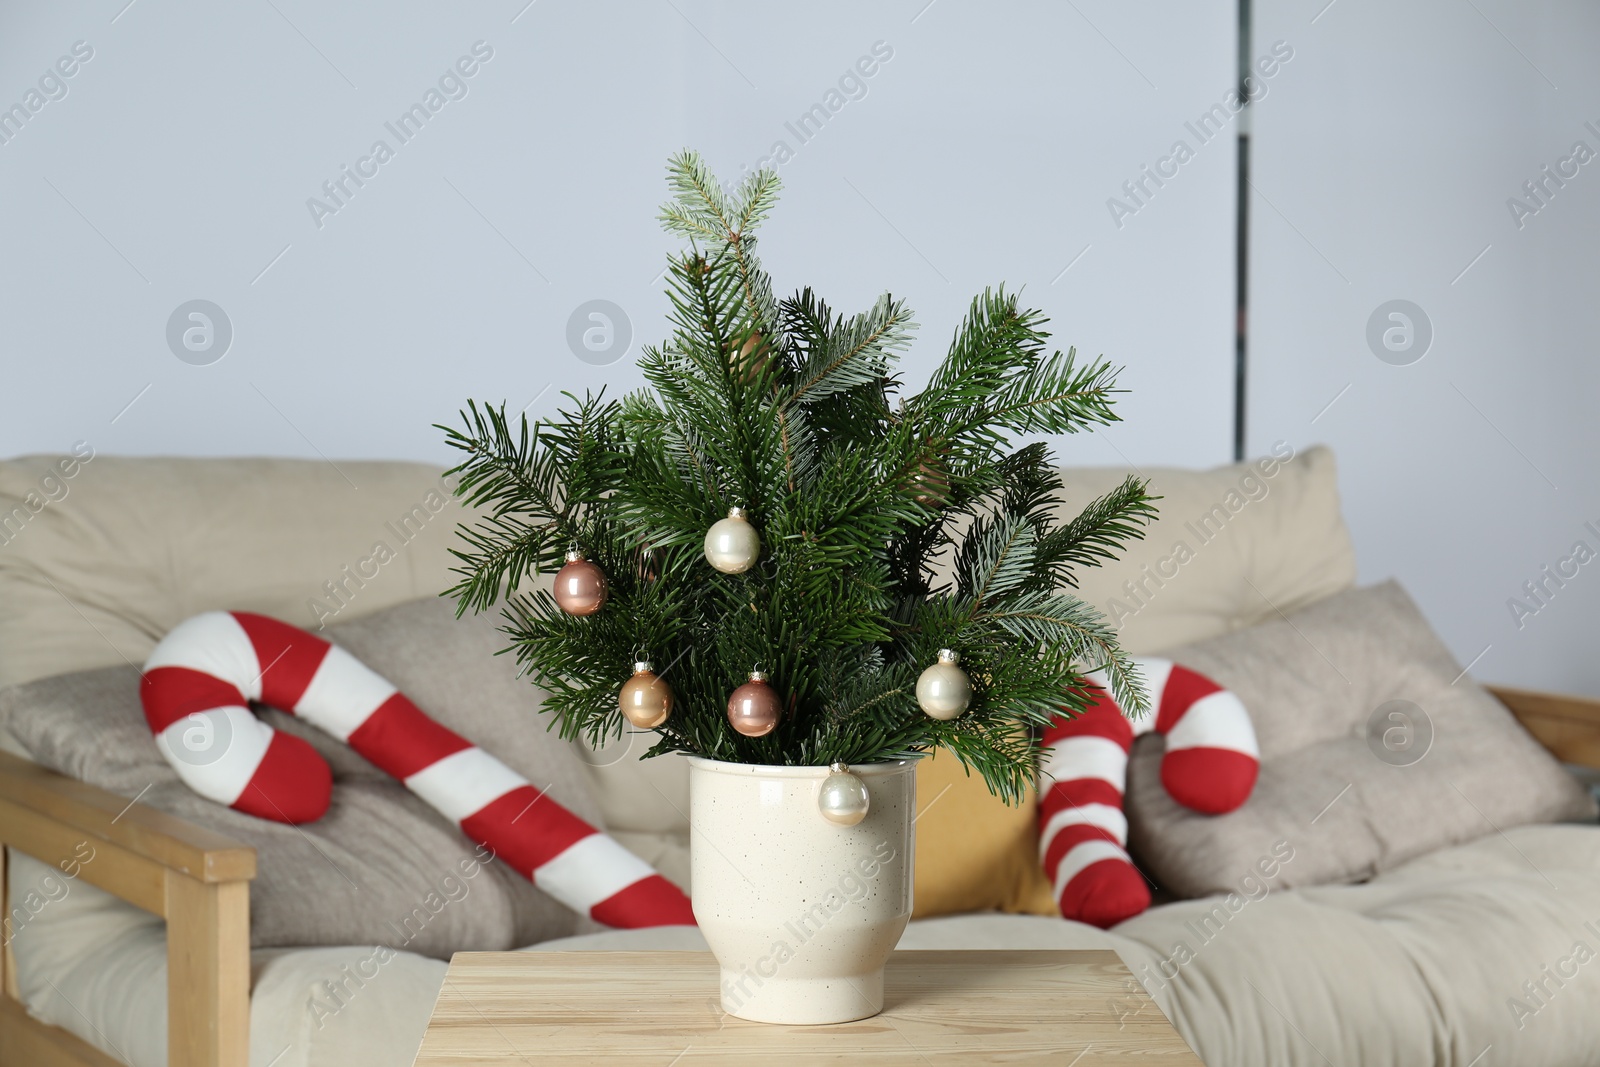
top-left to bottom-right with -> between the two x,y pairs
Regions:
1039,658 -> 1258,928
141,611 -> 694,930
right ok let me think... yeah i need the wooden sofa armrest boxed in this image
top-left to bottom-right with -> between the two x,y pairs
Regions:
1490,684 -> 1600,772
0,749 -> 254,1067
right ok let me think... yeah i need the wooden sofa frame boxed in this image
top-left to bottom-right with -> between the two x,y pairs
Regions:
0,685 -> 1597,1067
0,749 -> 255,1067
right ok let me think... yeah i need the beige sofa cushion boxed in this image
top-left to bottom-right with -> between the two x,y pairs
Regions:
1045,442 -> 1355,656
0,454 -> 473,688
1126,581 -> 1598,897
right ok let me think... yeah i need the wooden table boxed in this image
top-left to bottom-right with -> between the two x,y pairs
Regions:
413,950 -> 1203,1065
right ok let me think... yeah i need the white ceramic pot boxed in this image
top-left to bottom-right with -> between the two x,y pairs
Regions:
688,757 -> 915,1024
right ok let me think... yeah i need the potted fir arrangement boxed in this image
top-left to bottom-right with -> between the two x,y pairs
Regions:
440,151 -> 1155,1024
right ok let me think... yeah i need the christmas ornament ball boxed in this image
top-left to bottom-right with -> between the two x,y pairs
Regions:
817,762 -> 870,826
732,330 -> 771,384
619,661 -> 673,729
704,506 -> 762,574
727,670 -> 781,737
553,550 -> 608,616
916,649 -> 971,721
909,455 -> 950,508
634,541 -> 661,583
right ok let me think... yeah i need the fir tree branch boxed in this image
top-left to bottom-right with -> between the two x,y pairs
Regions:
957,513 -> 1037,615
658,150 -> 737,241
785,294 -> 915,407
984,348 -> 1124,436
977,591 -> 1149,717
439,150 -> 1154,806
1034,476 -> 1158,590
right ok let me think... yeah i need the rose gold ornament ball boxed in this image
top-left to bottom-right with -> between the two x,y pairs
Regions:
910,455 -> 950,508
553,551 -> 608,616
727,670 -> 781,737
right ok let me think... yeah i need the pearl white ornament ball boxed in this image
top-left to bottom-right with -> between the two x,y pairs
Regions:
704,506 -> 762,574
916,649 -> 972,721
818,762 -> 870,826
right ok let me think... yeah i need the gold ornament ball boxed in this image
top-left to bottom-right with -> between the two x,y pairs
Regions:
619,661 -> 673,729
704,506 -> 762,574
817,762 -> 870,826
727,670 -> 781,737
731,330 -> 771,384
916,649 -> 972,721
553,550 -> 608,616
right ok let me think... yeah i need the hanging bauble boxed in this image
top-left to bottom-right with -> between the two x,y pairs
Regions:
704,506 -> 762,574
817,761 -> 870,826
553,549 -> 608,616
909,453 -> 950,508
916,649 -> 971,721
731,329 -> 771,384
727,670 -> 781,737
619,660 -> 673,729
634,541 -> 661,583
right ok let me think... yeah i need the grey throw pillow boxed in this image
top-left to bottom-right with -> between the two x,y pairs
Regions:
1125,581 -> 1597,897
0,597 -> 605,957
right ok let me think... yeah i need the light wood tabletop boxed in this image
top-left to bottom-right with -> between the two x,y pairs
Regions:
413,949 -> 1203,1065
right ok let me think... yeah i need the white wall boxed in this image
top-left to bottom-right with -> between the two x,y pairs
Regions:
0,1 -> 1236,473
22,0 -> 1591,696
1249,0 -> 1600,694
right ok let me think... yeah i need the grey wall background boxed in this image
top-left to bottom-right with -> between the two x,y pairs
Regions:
10,0 -> 1597,697
1248,0 -> 1600,696
0,0 -> 1235,473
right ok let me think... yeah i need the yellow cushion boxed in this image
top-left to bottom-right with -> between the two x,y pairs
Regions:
912,747 -> 1058,919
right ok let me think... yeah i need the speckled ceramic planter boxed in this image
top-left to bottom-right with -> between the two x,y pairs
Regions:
688,757 -> 916,1024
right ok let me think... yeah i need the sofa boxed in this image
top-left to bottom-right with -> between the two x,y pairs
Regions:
1,445 -> 1597,1067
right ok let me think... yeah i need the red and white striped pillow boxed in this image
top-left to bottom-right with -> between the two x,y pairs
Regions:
1039,658 -> 1258,928
140,611 -> 694,929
